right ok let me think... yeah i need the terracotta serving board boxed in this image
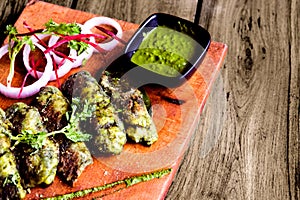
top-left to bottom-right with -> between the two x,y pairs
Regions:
0,1 -> 228,199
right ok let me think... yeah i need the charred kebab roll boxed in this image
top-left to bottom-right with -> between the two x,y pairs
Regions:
61,70 -> 127,155
34,86 -> 93,186
33,86 -> 69,132
0,109 -> 11,156
99,72 -> 158,145
0,108 -> 26,200
5,102 -> 59,188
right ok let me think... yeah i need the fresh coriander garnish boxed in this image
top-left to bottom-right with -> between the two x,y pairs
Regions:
44,19 -> 89,55
68,39 -> 90,55
7,98 -> 94,150
4,25 -> 34,87
9,129 -> 48,151
56,97 -> 94,142
44,19 -> 81,36
3,172 -> 21,187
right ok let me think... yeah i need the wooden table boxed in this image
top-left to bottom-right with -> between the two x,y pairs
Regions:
0,0 -> 299,199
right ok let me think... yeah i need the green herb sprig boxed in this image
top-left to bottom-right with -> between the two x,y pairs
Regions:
4,25 -> 34,87
8,98 -> 93,151
55,97 -> 94,142
3,172 -> 21,187
9,129 -> 48,150
44,19 -> 89,55
44,19 -> 81,36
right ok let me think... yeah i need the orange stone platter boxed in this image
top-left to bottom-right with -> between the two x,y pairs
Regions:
0,2 -> 228,199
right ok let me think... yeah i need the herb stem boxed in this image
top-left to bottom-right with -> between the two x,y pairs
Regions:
7,55 -> 16,87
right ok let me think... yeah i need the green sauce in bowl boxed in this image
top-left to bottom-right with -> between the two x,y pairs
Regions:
131,26 -> 197,77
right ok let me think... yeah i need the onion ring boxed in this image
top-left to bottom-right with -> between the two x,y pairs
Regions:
48,23 -> 95,69
83,16 -> 123,52
70,23 -> 95,68
0,44 -> 53,99
48,35 -> 72,64
23,41 -> 73,81
30,33 -> 50,44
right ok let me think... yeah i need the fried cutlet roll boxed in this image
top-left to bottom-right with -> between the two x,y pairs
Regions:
99,72 -> 158,145
33,86 -> 69,132
5,102 -> 59,188
34,86 -> 93,186
61,70 -> 127,155
0,108 -> 26,200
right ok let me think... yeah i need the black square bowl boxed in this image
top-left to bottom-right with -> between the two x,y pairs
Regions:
106,13 -> 211,88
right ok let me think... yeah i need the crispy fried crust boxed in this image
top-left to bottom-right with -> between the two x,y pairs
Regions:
33,86 -> 69,132
0,108 -> 26,200
99,73 -> 158,145
5,103 -> 59,188
34,86 -> 93,186
61,71 -> 127,155
54,134 -> 93,186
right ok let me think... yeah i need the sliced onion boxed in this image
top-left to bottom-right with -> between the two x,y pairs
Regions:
48,23 -> 95,69
23,42 -> 73,81
0,44 -> 53,99
48,35 -> 71,64
30,33 -> 50,44
83,16 -> 123,52
70,23 -> 95,68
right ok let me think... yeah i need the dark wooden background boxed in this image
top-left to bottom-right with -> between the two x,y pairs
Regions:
0,0 -> 299,199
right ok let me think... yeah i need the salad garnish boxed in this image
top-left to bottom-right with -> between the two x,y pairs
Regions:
0,17 -> 124,99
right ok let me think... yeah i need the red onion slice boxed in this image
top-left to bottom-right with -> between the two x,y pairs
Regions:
70,23 -> 95,68
0,44 -> 53,99
30,33 -> 50,44
48,35 -> 76,65
83,16 -> 123,52
48,23 -> 95,69
23,42 -> 73,81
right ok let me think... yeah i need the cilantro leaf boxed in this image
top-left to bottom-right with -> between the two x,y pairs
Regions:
68,40 -> 89,55
4,25 -> 34,87
44,19 -> 81,36
6,98 -> 93,151
50,97 -> 94,143
44,19 -> 89,55
8,129 -> 48,151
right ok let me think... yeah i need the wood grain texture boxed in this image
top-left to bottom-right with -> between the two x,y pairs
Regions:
0,0 -> 298,199
74,0 -> 198,24
0,0 -> 27,42
39,0 -> 74,7
168,0 -> 300,199
288,0 -> 300,199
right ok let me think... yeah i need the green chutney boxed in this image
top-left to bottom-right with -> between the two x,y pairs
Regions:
131,26 -> 197,77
